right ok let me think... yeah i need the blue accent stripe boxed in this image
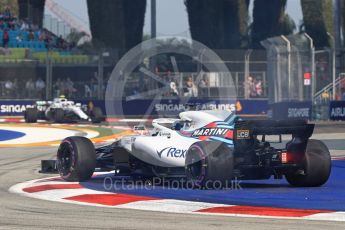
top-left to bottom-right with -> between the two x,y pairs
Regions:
216,121 -> 229,125
226,144 -> 234,149
216,125 -> 234,129
225,114 -> 234,121
225,114 -> 237,124
210,136 -> 234,145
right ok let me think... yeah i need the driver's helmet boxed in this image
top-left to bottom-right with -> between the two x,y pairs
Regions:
172,120 -> 182,131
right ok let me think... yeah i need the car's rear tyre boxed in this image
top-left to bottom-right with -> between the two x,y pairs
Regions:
24,108 -> 38,123
57,136 -> 96,182
90,107 -> 103,123
54,108 -> 65,123
185,142 -> 233,189
285,139 -> 331,187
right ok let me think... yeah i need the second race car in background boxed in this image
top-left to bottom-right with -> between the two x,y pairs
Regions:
24,96 -> 104,123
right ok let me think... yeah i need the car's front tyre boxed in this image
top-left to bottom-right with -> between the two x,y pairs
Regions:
24,108 -> 38,123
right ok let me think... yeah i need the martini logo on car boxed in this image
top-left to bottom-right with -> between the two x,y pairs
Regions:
157,147 -> 187,158
192,128 -> 230,137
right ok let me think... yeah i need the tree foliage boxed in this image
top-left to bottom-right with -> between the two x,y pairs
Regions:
185,0 -> 249,49
154,38 -> 193,72
65,28 -> 89,45
278,13 -> 296,35
301,0 -> 332,48
87,0 -> 125,51
251,0 -> 287,48
30,0 -> 45,27
87,0 -> 146,53
0,0 -> 18,15
341,0 -> 345,47
224,0 -> 250,48
123,0 -> 147,50
8,0 -> 342,51
17,0 -> 45,27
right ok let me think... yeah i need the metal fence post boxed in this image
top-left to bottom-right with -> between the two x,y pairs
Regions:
334,0 -> 341,99
276,47 -> 282,102
332,47 -> 336,100
327,32 -> 336,100
97,53 -> 104,100
304,33 -> 315,101
45,53 -> 53,100
244,49 -> 252,99
281,36 -> 291,100
151,0 -> 157,38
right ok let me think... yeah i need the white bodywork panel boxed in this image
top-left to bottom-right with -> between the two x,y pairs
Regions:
37,98 -> 89,120
119,110 -> 233,167
179,110 -> 233,131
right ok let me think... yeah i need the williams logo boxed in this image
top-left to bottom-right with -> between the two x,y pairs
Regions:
157,147 -> 187,158
192,128 -> 230,137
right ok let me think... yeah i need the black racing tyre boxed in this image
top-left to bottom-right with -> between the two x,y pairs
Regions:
46,110 -> 53,121
285,139 -> 331,187
24,108 -> 38,123
185,142 -> 233,189
54,108 -> 65,123
57,136 -> 96,182
90,107 -> 103,123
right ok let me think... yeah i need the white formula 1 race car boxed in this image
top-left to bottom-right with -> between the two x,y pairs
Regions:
25,97 -> 103,123
45,109 -> 331,189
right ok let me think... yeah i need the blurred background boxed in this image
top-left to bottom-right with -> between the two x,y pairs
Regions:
0,0 -> 344,120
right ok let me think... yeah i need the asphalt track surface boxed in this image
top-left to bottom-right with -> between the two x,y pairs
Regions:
0,125 -> 345,229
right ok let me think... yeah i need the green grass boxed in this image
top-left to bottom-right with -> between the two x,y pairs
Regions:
0,48 -> 26,63
89,126 -> 122,137
0,48 -> 90,64
32,52 -> 90,64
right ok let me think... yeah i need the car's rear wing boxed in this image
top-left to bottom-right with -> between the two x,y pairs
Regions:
234,120 -> 314,153
235,120 -> 314,138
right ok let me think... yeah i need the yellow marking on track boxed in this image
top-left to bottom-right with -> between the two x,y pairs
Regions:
0,124 -> 133,148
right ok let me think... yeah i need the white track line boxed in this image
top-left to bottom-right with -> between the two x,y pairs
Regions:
0,127 -> 79,144
9,176 -> 345,222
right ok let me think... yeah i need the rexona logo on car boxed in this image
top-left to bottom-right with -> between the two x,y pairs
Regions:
192,128 -> 230,137
236,130 -> 250,139
157,147 -> 187,158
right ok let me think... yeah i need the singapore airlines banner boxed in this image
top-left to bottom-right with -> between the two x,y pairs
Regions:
105,99 -> 268,117
330,101 -> 345,121
0,101 -> 34,116
0,99 -> 268,117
